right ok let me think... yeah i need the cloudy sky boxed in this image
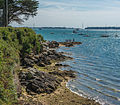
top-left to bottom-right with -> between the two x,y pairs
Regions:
12,0 -> 120,27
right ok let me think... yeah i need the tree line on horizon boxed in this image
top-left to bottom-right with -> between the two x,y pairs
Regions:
85,27 -> 120,29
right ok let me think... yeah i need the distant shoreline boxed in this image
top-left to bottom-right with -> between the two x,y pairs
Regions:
30,26 -> 120,30
31,27 -> 74,29
85,27 -> 120,30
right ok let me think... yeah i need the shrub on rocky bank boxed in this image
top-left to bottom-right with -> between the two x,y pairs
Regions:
0,27 -> 44,104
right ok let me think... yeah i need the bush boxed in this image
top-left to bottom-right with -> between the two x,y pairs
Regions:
0,27 -> 44,104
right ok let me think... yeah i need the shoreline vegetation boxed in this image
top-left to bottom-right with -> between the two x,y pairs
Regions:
0,27 -> 100,105
31,26 -> 120,30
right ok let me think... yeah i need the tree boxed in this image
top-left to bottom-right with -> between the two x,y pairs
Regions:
0,0 -> 4,9
0,0 -> 39,24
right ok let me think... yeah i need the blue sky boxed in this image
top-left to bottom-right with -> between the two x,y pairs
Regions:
39,0 -> 120,11
12,0 -> 120,27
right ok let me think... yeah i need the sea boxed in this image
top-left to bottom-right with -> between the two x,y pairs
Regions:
33,28 -> 120,105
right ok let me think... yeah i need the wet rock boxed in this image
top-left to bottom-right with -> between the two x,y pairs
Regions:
55,64 -> 63,66
19,68 -> 62,94
48,41 -> 59,48
22,58 -> 34,67
55,63 -> 69,67
59,42 -> 82,47
49,70 -> 76,78
65,43 -> 74,47
21,41 -> 72,68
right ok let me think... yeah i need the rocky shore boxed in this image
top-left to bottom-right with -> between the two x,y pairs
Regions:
59,41 -> 82,47
18,41 -> 100,105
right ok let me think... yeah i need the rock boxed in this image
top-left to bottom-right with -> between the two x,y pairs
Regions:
19,68 -> 62,94
101,35 -> 109,37
22,58 -> 34,67
49,70 -> 76,78
48,41 -> 59,48
59,42 -> 82,47
55,63 -> 69,67
37,63 -> 45,67
20,41 -> 73,68
65,43 -> 74,47
55,64 -> 63,66
21,50 -> 72,68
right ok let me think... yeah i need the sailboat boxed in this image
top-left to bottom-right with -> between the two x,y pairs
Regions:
78,24 -> 85,35
83,29 -> 90,37
78,29 -> 84,35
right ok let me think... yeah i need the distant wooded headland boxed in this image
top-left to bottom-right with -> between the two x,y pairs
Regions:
85,27 -> 120,30
31,27 -> 74,29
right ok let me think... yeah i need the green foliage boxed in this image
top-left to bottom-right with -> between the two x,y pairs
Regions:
9,0 -> 39,24
35,34 -> 44,54
0,0 -> 39,24
0,39 -> 18,104
0,27 -> 44,104
0,0 -> 3,9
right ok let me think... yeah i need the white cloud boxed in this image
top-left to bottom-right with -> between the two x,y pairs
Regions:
38,0 -> 120,11
11,0 -> 120,27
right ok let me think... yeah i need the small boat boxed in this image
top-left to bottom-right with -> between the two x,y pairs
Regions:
101,35 -> 109,37
101,26 -> 109,37
78,33 -> 84,35
73,30 -> 78,33
78,29 -> 84,35
39,28 -> 42,30
84,35 -> 90,37
76,28 -> 79,31
115,34 -> 118,37
78,24 -> 84,35
115,29 -> 118,37
73,28 -> 80,34
50,32 -> 54,34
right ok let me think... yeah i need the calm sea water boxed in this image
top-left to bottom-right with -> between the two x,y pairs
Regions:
34,28 -> 120,105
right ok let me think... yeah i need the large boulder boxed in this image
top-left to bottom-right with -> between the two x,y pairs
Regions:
19,68 -> 62,94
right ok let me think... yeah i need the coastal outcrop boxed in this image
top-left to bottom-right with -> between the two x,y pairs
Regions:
19,40 -> 74,96
21,40 -> 73,68
0,27 -> 99,105
47,41 -> 59,48
59,41 -> 82,47
21,49 -> 71,68
49,70 -> 76,78
19,68 -> 62,94
42,41 -> 59,49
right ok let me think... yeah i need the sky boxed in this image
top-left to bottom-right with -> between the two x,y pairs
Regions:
12,0 -> 120,27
